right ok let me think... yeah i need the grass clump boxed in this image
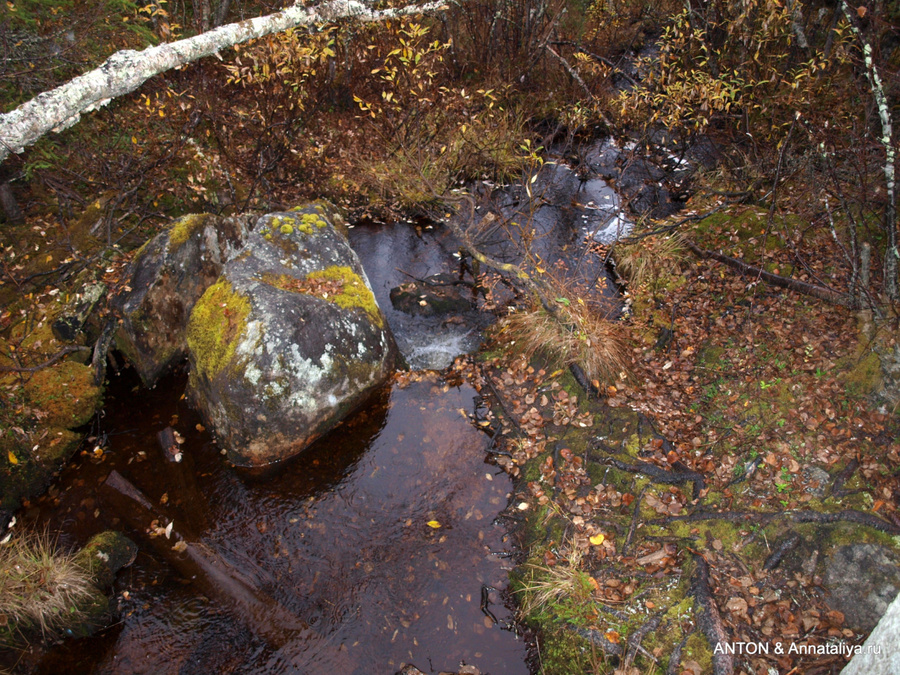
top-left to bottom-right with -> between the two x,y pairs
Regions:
0,531 -> 98,642
517,550 -> 595,618
616,232 -> 687,294
502,300 -> 628,386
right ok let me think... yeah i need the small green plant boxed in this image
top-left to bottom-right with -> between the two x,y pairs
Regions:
775,466 -> 792,493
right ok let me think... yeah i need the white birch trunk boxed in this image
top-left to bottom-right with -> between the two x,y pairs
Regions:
842,2 -> 898,302
0,0 -> 444,165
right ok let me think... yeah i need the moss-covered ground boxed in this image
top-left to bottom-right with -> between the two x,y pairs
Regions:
464,200 -> 900,674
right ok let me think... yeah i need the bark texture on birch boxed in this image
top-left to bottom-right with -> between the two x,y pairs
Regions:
0,0 -> 444,165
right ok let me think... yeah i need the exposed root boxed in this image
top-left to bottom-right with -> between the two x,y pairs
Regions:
762,531 -> 802,571
622,486 -> 647,556
656,508 -> 900,535
830,458 -> 860,498
590,450 -> 706,499
690,554 -> 734,675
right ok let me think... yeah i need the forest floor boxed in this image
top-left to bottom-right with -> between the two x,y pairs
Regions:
3,169 -> 900,675
461,198 -> 900,675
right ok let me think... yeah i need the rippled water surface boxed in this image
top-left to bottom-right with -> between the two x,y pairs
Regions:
12,368 -> 527,675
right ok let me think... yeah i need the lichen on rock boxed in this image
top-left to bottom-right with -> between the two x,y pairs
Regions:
185,205 -> 396,467
185,278 -> 252,381
167,213 -> 215,251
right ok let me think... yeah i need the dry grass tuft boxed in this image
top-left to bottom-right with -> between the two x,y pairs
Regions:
502,298 -> 629,386
517,549 -> 592,617
0,530 -> 96,640
616,233 -> 687,293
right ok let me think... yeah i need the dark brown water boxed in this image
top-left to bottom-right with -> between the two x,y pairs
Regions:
8,366 -> 527,675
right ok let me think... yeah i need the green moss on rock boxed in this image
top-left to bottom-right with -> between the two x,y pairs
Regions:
75,531 -> 138,589
167,213 -> 213,251
23,361 -> 102,429
186,279 -> 251,380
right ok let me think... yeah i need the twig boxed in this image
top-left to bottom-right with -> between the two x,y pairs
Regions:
684,238 -> 853,307
0,345 -> 90,373
550,41 -> 638,87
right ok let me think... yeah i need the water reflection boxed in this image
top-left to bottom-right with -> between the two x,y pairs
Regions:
19,369 -> 526,675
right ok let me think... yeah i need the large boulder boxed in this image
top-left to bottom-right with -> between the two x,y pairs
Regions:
112,213 -> 251,386
185,204 -> 397,467
824,543 -> 900,632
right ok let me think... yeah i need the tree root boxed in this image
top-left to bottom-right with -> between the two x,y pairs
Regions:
655,508 -> 900,535
830,458 -> 859,498
666,633 -> 690,675
623,613 -> 662,669
571,625 -> 623,656
622,486 -> 647,556
590,450 -> 706,500
763,531 -> 802,571
690,554 -> 734,675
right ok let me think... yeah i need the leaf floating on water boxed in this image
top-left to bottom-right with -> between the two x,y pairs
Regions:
164,521 -> 174,539
589,533 -> 605,546
7,451 -> 18,465
172,540 -> 187,553
426,520 -> 441,529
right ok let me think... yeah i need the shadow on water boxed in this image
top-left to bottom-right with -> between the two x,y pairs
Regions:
7,365 -> 528,675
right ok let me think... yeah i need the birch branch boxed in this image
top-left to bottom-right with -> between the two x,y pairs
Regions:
0,0 -> 445,165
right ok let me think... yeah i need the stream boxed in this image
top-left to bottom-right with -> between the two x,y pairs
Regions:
13,368 -> 526,674
2,141 -> 658,674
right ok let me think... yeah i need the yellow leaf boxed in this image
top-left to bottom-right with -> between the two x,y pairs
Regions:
7,451 -> 18,465
426,520 -> 441,529
589,533 -> 605,546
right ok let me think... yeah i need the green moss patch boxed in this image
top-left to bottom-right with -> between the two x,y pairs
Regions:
838,348 -> 882,398
186,279 -> 252,380
23,361 -> 102,429
167,213 -> 213,250
264,266 -> 383,328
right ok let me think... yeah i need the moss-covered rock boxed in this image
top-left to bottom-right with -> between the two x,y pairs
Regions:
112,213 -> 253,386
186,204 -> 397,467
74,531 -> 138,590
23,361 -> 101,429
